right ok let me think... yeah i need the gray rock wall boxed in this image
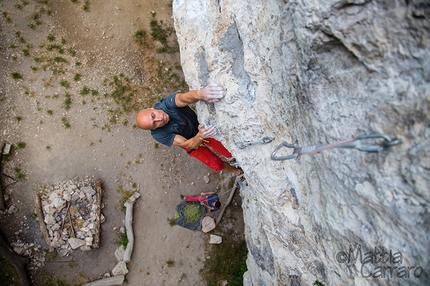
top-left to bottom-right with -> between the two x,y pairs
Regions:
172,0 -> 430,285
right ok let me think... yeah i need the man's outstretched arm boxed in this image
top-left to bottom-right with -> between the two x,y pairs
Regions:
175,84 -> 224,107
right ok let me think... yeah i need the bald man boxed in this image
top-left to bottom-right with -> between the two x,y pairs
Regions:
136,85 -> 246,183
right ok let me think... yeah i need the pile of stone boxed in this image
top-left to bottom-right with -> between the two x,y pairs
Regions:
11,240 -> 45,270
37,177 -> 103,257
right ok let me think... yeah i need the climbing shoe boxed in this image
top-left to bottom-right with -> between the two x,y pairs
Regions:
237,168 -> 248,186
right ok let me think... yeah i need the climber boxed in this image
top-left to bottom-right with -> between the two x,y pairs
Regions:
135,84 -> 246,184
180,192 -> 221,212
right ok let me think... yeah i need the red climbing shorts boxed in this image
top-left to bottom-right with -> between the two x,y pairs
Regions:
183,138 -> 232,171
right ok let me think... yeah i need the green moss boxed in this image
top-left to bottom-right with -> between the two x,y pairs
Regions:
0,260 -> 20,286
201,239 -> 248,286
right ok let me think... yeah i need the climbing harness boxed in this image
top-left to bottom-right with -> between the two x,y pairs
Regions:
270,134 -> 402,161
235,136 -> 275,149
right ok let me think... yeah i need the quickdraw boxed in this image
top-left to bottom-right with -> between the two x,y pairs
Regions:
270,134 -> 402,161
235,136 -> 274,149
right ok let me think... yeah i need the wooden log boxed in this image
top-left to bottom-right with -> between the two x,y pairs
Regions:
93,179 -> 102,248
81,275 -> 124,286
216,177 -> 238,226
0,142 -> 7,210
0,232 -> 31,286
123,192 -> 140,263
33,194 -> 54,252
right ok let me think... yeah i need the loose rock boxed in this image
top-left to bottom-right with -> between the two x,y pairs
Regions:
209,234 -> 222,244
112,261 -> 129,276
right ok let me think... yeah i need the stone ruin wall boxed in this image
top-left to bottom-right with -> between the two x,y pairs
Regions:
172,0 -> 430,285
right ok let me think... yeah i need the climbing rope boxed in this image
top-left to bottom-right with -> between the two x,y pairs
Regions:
270,134 -> 402,161
0,172 -> 18,188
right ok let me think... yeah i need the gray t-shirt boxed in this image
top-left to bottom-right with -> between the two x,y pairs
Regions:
151,93 -> 199,147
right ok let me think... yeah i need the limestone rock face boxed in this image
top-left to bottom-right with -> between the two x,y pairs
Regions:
173,0 -> 429,285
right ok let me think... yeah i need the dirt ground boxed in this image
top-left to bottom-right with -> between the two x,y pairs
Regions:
0,0 -> 244,285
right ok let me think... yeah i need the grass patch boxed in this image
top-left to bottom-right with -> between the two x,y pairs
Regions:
61,117 -> 71,128
14,167 -> 25,179
52,56 -> 67,63
149,15 -> 178,54
200,239 -> 248,286
63,92 -> 72,110
117,186 -> 135,212
22,48 -> 30,56
117,228 -> 128,249
60,80 -> 70,88
80,86 -> 90,95
16,141 -> 26,149
68,47 -> 76,56
39,270 -> 72,286
166,259 -> 175,267
47,33 -> 55,42
47,44 -> 64,54
10,72 -> 23,80
47,109 -> 53,115
134,29 -> 148,47
0,260 -> 20,286
82,0 -> 90,11
73,73 -> 81,81
167,217 -> 176,226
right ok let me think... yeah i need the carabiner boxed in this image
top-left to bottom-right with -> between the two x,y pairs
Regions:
270,141 -> 299,161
